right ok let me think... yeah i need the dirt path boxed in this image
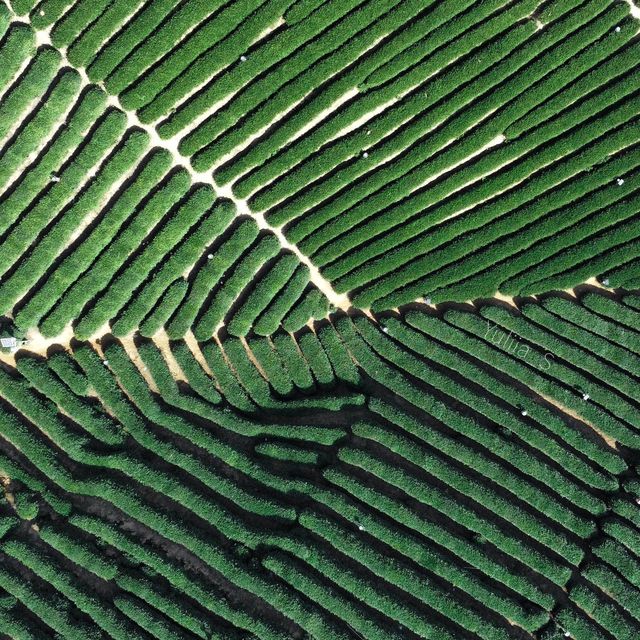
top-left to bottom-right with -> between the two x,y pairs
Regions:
538,391 -> 618,450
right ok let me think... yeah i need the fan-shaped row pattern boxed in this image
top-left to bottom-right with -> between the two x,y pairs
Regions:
5,0 -> 638,310
0,11 -> 327,340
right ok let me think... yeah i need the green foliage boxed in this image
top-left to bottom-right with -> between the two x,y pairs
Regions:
15,149 -> 172,331
11,488 -> 39,521
193,234 -> 281,340
0,3 -> 638,639
0,68 -> 81,191
138,280 -> 188,338
227,253 -> 299,336
167,218 -> 259,339
74,182 -> 215,338
15,354 -> 124,445
114,198 -> 235,337
42,167 -> 191,338
0,128 -> 148,316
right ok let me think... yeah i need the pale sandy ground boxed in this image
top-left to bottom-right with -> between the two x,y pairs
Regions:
538,391 -> 618,449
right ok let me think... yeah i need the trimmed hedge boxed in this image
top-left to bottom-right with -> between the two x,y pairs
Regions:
166,218 -> 259,339
320,465 -> 554,622
185,0 -> 413,171
0,127 -> 147,318
113,198 -> 235,336
253,264 -> 311,336
168,340 -> 222,404
215,0 -> 477,188
138,280 -> 188,338
0,23 -> 36,104
15,149 -> 172,331
41,167 -> 191,338
249,0 -> 539,219
0,68 -> 81,191
0,45 -> 61,162
193,233 -> 281,340
74,183 -> 215,339
0,108 -> 128,306
445,307 -> 640,450
119,0 -> 269,114
404,311 -> 624,480
65,0 -> 140,69
15,354 -> 124,445
227,253 -> 299,336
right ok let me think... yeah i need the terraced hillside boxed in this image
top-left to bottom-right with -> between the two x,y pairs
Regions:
0,0 -> 639,638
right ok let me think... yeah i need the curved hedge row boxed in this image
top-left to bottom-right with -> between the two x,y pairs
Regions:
1,290 -> 639,638
1,1 -> 639,638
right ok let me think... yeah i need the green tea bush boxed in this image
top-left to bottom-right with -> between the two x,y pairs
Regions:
65,0 -> 138,68
445,308 -> 638,456
342,148 -> 640,303
15,149 -> 172,331
271,530 -> 459,640
86,0 -> 195,82
317,323 -> 360,385
15,354 -> 124,445
114,593 -> 196,640
38,522 -> 118,581
0,23 -> 36,94
282,287 -> 328,332
120,0 -> 271,115
255,441 -> 319,464
167,218 -> 259,339
263,550 -> 400,640
251,0 -> 539,219
169,340 -> 222,404
371,399 -> 595,538
193,234 -> 280,340
187,0 -> 416,171
227,253 -> 299,336
114,198 -> 235,336
30,0 -> 77,29
0,563 -> 100,638
42,168 -> 191,338
480,305 -> 640,435
74,183 -> 215,338
297,329 -> 334,385
0,128 -> 148,317
138,280 -> 188,338
253,264 -> 311,336
2,539 -> 151,640
299,508 -> 520,640
247,336 -> 295,396
401,312 -> 622,481
317,468 -> 552,625
353,315 -> 612,506
145,0 -> 302,126
0,109 -> 128,303
47,350 -> 89,396
569,582 -> 639,640
0,69 -> 80,191
215,0 -> 477,189
273,331 -> 314,392
49,0 -> 110,48
340,445 -> 572,584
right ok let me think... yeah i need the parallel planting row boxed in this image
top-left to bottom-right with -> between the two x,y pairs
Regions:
5,0 -> 638,308
1,289 -> 639,638
1,3 -> 639,638
0,9 -> 327,340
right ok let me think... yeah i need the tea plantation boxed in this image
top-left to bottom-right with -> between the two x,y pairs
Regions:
0,0 -> 639,638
